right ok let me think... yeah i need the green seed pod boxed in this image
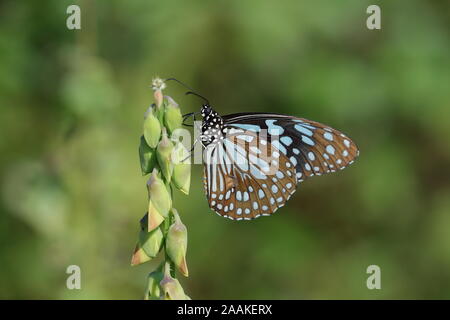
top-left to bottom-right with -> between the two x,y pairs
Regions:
147,169 -> 171,231
139,212 -> 148,231
131,244 -> 152,266
139,135 -> 156,175
141,211 -> 165,232
166,209 -> 188,277
164,96 -> 182,134
172,141 -> 191,195
144,270 -> 164,300
160,262 -> 186,300
139,227 -> 164,258
148,201 -> 165,232
131,227 -> 163,266
143,106 -> 161,148
156,128 -> 174,182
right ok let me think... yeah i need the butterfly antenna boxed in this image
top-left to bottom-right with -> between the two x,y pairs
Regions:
165,78 -> 196,91
165,78 -> 210,104
185,91 -> 209,104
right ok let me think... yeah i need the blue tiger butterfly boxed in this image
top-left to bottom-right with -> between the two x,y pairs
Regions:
171,79 -> 359,221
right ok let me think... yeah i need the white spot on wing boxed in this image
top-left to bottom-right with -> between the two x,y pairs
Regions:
232,124 -> 261,132
323,132 -> 333,141
294,124 -> 313,136
266,120 -> 284,135
236,135 -> 254,142
258,189 -> 265,199
271,140 -> 287,155
343,139 -> 350,148
301,135 -> 315,146
280,136 -> 293,146
326,145 -> 335,155
276,171 -> 284,179
290,156 -> 297,166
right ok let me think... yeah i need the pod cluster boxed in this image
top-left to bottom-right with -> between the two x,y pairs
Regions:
131,78 -> 191,300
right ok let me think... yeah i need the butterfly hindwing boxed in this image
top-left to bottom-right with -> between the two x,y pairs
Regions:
202,130 -> 297,220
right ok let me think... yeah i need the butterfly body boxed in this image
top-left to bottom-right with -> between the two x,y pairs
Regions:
197,106 -> 359,221
200,104 -> 225,146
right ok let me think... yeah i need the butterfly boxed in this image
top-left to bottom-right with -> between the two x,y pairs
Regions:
171,79 -> 359,221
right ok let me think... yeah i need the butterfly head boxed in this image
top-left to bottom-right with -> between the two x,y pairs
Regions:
200,104 -> 212,117
201,104 -> 223,123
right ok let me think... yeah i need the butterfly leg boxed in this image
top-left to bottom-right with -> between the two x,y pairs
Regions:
180,138 -> 199,163
182,112 -> 194,127
182,111 -> 201,127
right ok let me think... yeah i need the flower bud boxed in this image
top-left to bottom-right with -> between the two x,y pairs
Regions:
160,262 -> 186,300
172,142 -> 191,195
147,169 -> 172,231
156,128 -> 174,182
143,106 -> 161,148
166,209 -> 188,277
144,270 -> 164,300
139,135 -> 156,175
164,96 -> 182,134
154,90 -> 164,109
151,78 -> 166,108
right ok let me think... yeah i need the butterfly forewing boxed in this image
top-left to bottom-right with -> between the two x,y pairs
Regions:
283,119 -> 359,180
223,113 -> 359,182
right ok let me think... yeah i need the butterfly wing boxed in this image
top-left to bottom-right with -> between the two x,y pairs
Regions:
202,129 -> 297,220
222,113 -> 360,181
202,113 -> 359,220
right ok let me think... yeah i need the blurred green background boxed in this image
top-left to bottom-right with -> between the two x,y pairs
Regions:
0,0 -> 449,299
